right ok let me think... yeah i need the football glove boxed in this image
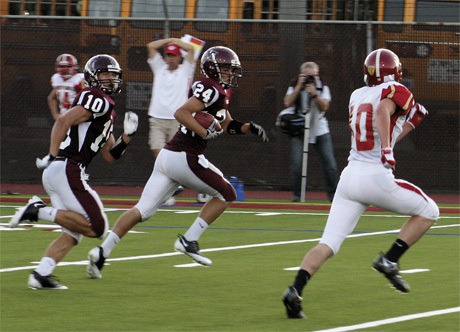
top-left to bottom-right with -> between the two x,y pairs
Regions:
249,122 -> 269,142
36,154 -> 55,170
407,103 -> 428,129
203,126 -> 224,140
124,111 -> 138,136
381,147 -> 396,170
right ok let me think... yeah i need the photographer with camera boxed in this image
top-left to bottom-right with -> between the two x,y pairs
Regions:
283,61 -> 338,202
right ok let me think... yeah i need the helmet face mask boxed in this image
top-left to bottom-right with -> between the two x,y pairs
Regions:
84,55 -> 122,95
200,46 -> 242,88
364,48 -> 402,86
55,54 -> 78,80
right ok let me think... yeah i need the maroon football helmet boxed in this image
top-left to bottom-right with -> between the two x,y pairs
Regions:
364,48 -> 402,86
55,54 -> 79,80
84,54 -> 122,95
200,46 -> 242,88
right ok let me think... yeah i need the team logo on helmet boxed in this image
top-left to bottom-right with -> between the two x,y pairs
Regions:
200,46 -> 242,88
364,48 -> 402,87
84,54 -> 123,95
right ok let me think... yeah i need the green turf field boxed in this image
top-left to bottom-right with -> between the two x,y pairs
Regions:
1,196 -> 459,331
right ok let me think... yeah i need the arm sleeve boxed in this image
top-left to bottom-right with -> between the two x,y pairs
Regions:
320,85 -> 331,101
381,83 -> 415,115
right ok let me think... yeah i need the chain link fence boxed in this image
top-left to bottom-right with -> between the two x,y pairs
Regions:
1,18 -> 458,193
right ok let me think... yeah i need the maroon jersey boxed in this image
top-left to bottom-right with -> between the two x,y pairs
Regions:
165,77 -> 233,155
58,87 -> 115,166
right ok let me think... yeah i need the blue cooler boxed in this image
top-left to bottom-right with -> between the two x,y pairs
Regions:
229,176 -> 245,201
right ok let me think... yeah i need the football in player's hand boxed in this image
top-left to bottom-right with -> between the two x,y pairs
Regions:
194,111 -> 222,131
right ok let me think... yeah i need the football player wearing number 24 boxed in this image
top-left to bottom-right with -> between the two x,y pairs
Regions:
9,55 -> 139,289
87,46 -> 268,277
282,48 -> 439,319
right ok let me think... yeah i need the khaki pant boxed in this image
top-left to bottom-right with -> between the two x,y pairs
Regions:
148,117 -> 180,150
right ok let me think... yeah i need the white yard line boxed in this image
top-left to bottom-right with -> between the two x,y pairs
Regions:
0,223 -> 458,273
313,307 -> 460,332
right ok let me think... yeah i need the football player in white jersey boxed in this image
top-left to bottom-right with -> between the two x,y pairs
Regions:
9,55 -> 139,290
282,48 -> 439,318
86,46 -> 268,279
48,54 -> 85,120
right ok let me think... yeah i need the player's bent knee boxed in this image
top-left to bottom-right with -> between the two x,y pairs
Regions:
319,239 -> 342,256
222,185 -> 236,202
90,216 -> 108,239
421,199 -> 440,221
62,228 -> 83,244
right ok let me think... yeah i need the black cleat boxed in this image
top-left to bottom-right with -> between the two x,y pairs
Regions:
372,253 -> 410,293
174,234 -> 212,266
9,196 -> 46,228
173,186 -> 185,196
28,271 -> 68,290
282,286 -> 305,318
87,246 -> 106,279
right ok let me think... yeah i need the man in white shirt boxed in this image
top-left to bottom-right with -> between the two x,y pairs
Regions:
147,38 -> 196,158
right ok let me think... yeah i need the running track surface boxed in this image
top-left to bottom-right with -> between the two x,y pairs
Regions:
1,183 -> 459,203
1,183 -> 458,214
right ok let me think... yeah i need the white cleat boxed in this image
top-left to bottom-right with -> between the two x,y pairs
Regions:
9,196 -> 46,228
174,234 -> 212,266
87,246 -> 106,279
28,271 -> 68,290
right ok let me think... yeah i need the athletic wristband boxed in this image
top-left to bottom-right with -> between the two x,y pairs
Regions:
109,136 -> 128,160
227,119 -> 245,135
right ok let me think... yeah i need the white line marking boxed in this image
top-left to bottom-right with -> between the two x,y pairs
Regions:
1,224 -> 457,273
283,267 -> 430,274
284,267 -> 300,271
313,307 -> 460,332
0,223 -> 146,233
174,263 -> 205,268
255,212 -> 282,216
401,268 -> 430,274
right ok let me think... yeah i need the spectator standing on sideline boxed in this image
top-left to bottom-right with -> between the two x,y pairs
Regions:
48,54 -> 85,120
282,49 -> 439,318
9,55 -> 139,290
86,46 -> 268,279
283,62 -> 338,202
147,37 -> 196,158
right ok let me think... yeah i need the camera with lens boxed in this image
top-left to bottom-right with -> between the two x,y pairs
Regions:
304,75 -> 316,85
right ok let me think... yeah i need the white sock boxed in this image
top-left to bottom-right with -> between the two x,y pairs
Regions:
184,217 -> 208,241
100,232 -> 120,257
38,207 -> 57,222
35,257 -> 56,276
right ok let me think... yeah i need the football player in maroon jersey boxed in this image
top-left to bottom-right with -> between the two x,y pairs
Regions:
9,54 -> 139,289
282,49 -> 439,318
86,46 -> 268,278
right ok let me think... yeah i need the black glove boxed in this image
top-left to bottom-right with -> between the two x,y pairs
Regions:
249,122 -> 269,142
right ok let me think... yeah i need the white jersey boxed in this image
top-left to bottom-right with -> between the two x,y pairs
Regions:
318,81 -> 439,255
50,73 -> 85,115
348,81 -> 414,164
147,53 -> 195,119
